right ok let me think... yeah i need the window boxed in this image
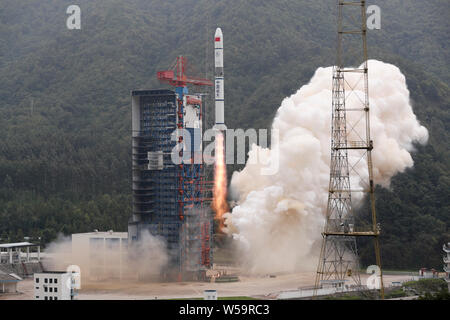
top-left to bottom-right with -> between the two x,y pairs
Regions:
49,287 -> 53,292
49,279 -> 53,284
35,278 -> 39,283
49,297 -> 52,300
36,296 -> 39,299
35,287 -> 39,290
54,278 -> 58,284
54,287 -> 58,293
54,297 -> 58,300
44,297 -> 48,300
44,287 -> 48,292
44,278 -> 48,283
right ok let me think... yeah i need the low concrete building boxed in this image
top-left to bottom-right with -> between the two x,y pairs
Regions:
71,231 -> 128,281
0,242 -> 40,264
0,270 -> 22,293
34,271 -> 76,300
277,280 -> 351,299
204,289 -> 218,300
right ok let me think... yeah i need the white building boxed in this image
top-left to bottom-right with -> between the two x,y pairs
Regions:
0,242 -> 40,264
34,272 -> 75,300
71,231 -> 128,281
204,290 -> 218,300
444,243 -> 450,291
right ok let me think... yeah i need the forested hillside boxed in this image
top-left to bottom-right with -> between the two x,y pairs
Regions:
0,0 -> 448,269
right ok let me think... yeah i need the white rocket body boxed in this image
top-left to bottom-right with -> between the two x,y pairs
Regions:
214,28 -> 227,131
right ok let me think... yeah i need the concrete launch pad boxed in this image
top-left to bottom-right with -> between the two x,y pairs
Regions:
0,270 -> 413,300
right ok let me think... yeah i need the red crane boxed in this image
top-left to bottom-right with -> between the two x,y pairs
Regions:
157,56 -> 213,88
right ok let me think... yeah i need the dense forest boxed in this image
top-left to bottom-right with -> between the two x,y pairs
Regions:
0,0 -> 448,270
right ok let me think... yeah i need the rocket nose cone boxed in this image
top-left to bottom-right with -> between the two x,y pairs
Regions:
215,28 -> 223,38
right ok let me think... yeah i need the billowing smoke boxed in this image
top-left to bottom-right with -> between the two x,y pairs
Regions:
224,60 -> 428,275
127,231 -> 169,280
43,231 -> 169,284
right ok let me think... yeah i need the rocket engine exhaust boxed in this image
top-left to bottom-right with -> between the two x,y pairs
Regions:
212,132 -> 229,232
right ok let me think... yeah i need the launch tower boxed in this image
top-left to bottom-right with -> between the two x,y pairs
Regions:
314,0 -> 384,298
128,56 -> 214,281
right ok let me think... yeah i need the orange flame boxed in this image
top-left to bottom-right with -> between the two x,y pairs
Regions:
212,132 -> 229,232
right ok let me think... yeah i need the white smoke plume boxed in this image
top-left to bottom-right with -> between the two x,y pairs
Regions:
43,231 -> 169,284
225,60 -> 428,275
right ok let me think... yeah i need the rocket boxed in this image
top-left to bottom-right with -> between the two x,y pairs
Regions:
213,28 -> 227,131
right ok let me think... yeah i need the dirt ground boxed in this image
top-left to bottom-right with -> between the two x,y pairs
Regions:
0,270 -> 414,300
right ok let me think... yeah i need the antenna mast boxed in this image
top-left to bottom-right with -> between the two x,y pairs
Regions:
314,0 -> 384,299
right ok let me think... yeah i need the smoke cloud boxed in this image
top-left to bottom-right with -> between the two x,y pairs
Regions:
225,60 -> 428,275
43,231 -> 169,284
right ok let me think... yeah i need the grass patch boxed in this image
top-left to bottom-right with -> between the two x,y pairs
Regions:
385,289 -> 407,299
403,278 -> 447,294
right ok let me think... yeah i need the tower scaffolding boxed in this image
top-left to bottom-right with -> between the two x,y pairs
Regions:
129,56 -> 214,281
314,0 -> 384,299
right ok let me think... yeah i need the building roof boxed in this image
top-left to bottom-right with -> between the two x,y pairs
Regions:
71,231 -> 127,238
35,271 -> 69,275
0,270 -> 22,282
0,242 -> 36,249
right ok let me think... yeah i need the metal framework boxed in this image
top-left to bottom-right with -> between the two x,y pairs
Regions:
129,57 -> 214,281
314,0 -> 384,298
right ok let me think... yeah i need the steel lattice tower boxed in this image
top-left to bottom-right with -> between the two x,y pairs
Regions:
314,0 -> 384,299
